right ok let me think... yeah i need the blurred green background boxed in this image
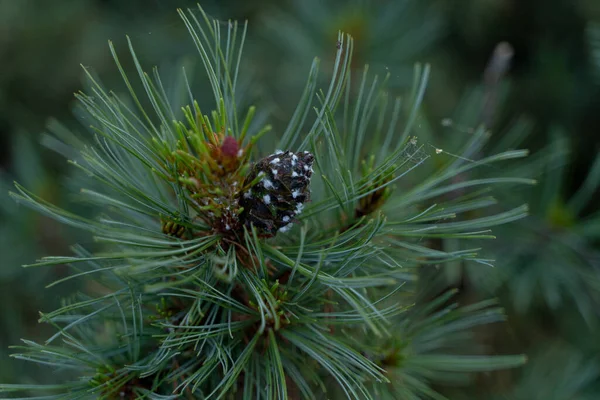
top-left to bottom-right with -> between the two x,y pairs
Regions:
1,0 -> 599,397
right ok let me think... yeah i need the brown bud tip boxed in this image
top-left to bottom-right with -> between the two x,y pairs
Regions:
221,136 -> 240,157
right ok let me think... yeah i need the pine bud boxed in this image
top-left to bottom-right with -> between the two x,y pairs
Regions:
220,136 -> 240,158
239,150 -> 314,236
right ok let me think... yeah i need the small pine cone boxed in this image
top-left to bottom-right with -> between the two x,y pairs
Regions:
162,220 -> 187,238
238,150 -> 314,236
355,185 -> 391,218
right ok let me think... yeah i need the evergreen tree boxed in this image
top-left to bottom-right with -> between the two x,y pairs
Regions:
0,5 -> 529,399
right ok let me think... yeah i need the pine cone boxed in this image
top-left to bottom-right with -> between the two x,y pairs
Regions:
238,150 -> 314,236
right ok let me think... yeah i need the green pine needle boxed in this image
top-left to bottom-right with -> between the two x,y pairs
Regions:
2,4 -> 531,399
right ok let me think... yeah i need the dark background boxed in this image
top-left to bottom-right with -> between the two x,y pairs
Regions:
1,0 -> 599,397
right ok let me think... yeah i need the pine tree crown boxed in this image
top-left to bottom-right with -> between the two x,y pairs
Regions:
1,5 -> 531,399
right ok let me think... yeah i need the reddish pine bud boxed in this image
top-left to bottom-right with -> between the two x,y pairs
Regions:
221,136 -> 240,158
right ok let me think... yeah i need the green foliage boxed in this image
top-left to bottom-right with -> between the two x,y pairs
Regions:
254,0 -> 443,120
588,22 -> 600,84
415,48 -> 600,398
488,132 -> 600,322
495,344 -> 600,400
0,135 -> 74,384
1,5 -> 530,399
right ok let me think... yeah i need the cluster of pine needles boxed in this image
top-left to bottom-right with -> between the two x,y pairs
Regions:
0,5 -> 532,399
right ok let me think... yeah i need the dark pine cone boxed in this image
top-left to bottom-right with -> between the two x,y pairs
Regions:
238,150 -> 314,236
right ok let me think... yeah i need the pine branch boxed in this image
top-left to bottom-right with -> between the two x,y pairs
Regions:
1,4 -> 530,399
